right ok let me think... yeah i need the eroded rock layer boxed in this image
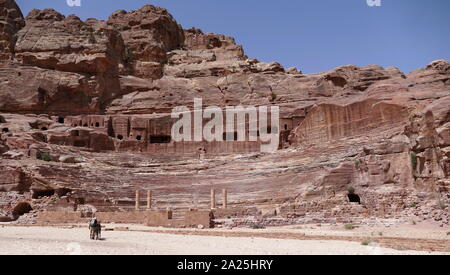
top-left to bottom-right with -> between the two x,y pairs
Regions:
0,1 -> 448,226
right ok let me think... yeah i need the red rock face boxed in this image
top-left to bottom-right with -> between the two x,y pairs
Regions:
16,10 -> 125,74
289,99 -> 409,146
0,0 -> 24,62
107,5 -> 184,79
0,7 -> 126,114
0,1 -> 448,225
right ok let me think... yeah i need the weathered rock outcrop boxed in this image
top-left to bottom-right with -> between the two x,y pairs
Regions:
0,8 -> 127,114
16,9 -> 125,74
107,4 -> 184,79
0,166 -> 31,193
0,1 -> 448,226
290,99 -> 409,146
0,0 -> 24,62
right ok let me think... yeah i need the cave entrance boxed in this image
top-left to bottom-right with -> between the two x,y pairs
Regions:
95,122 -> 100,127
41,127 -> 48,131
74,140 -> 86,147
2,128 -> 9,133
117,135 -> 124,140
58,117 -> 65,124
348,194 -> 361,204
32,189 -> 55,199
136,135 -> 142,141
56,188 -> 72,197
12,202 -> 32,218
149,135 -> 171,144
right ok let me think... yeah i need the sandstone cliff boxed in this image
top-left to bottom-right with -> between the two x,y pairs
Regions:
0,1 -> 448,226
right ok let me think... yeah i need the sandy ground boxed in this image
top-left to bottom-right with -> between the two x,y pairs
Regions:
0,224 -> 449,255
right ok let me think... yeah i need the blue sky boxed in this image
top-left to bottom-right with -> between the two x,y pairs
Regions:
16,0 -> 450,74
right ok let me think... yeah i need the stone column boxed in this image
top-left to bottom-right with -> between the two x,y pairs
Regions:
210,189 -> 216,209
147,190 -> 152,210
135,190 -> 140,211
222,189 -> 228,209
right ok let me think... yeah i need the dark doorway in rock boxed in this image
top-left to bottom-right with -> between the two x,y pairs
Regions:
2,128 -> 9,133
32,189 -> 55,199
348,194 -> 361,204
117,135 -> 124,140
41,127 -> 48,131
37,88 -> 48,105
95,122 -> 100,127
136,135 -> 142,141
58,117 -> 65,124
149,135 -> 171,144
56,188 -> 72,197
75,197 -> 85,205
12,202 -> 32,218
74,140 -> 86,147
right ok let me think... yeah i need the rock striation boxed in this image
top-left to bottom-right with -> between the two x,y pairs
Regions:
0,1 -> 448,226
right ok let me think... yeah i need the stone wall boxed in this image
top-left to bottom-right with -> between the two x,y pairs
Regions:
63,113 -> 290,155
36,209 -> 214,228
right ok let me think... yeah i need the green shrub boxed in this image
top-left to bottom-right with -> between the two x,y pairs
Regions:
38,152 -> 52,162
346,186 -> 355,194
437,200 -> 447,210
361,239 -> 371,246
344,223 -> 355,230
354,159 -> 361,168
270,92 -> 277,102
409,202 -> 418,208
410,152 -> 418,170
446,232 -> 450,236
250,223 -> 265,230
396,245 -> 408,251
124,49 -> 135,64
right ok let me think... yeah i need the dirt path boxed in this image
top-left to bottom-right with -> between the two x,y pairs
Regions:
0,225 -> 448,255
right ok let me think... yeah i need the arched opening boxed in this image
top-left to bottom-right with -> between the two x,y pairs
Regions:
58,117 -> 65,124
12,202 -> 32,218
95,122 -> 100,127
136,135 -> 142,141
348,194 -> 361,204
83,123 -> 88,127
117,135 -> 124,140
284,124 -> 289,131
2,128 -> 9,133
41,127 -> 48,131
32,189 -> 55,199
